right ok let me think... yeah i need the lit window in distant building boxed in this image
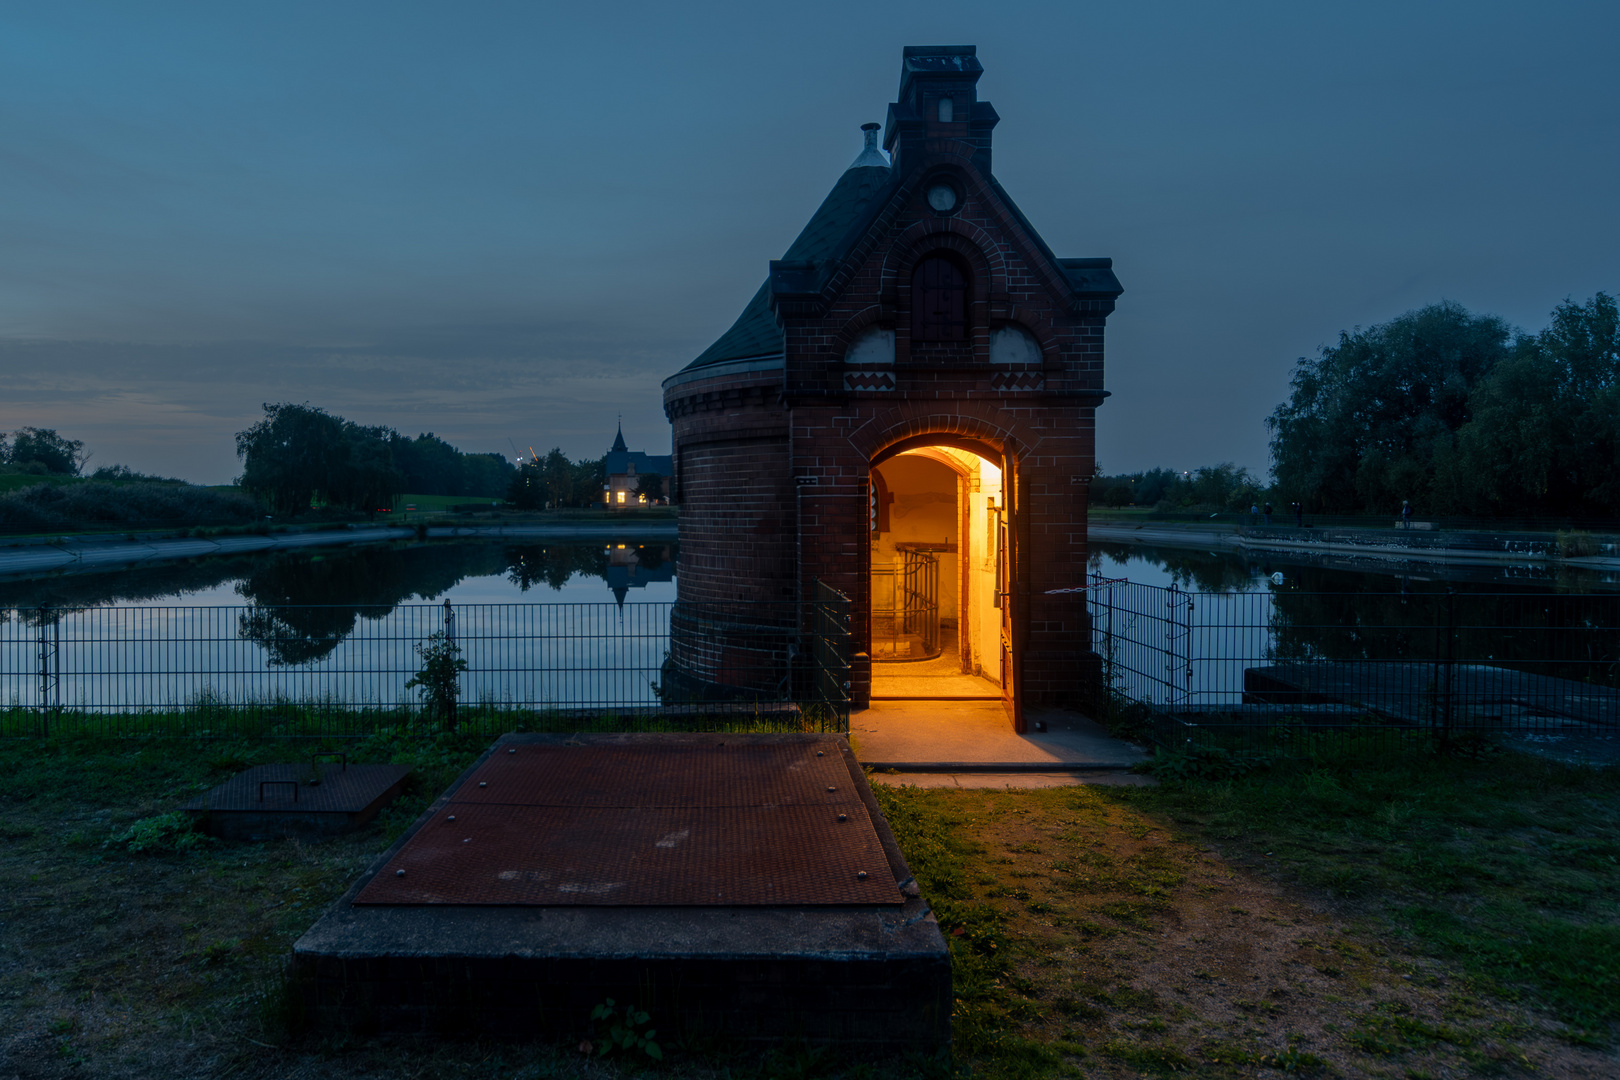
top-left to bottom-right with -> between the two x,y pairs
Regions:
617,491 -> 626,504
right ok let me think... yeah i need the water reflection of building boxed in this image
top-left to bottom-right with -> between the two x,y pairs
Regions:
605,543 -> 674,605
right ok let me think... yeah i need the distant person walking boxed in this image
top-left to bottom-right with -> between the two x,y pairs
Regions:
1292,501 -> 1303,527
1263,502 -> 1273,526
1401,500 -> 1413,529
1249,502 -> 1260,526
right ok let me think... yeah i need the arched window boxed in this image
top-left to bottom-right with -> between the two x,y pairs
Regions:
911,255 -> 968,342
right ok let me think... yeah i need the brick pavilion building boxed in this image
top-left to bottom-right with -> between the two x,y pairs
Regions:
662,46 -> 1122,728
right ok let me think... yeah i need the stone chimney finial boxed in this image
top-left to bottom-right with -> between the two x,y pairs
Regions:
848,123 -> 890,170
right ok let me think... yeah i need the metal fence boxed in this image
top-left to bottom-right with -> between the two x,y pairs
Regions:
1087,578 -> 1620,761
2,596 -> 851,738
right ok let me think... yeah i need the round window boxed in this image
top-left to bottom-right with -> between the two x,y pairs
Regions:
926,183 -> 959,214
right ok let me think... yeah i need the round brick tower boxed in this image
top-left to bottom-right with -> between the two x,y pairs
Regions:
663,46 -> 1122,725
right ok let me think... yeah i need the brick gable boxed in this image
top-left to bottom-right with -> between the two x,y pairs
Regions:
663,46 -> 1121,723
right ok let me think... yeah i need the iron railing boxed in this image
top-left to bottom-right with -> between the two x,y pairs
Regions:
1087,578 -> 1620,762
871,548 -> 942,661
2,599 -> 851,738
809,580 -> 852,721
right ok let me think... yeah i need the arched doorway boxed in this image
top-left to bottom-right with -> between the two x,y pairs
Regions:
869,440 -> 1021,728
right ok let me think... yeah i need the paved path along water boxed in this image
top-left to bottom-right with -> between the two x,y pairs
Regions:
0,521 -> 679,580
1089,520 -> 1620,570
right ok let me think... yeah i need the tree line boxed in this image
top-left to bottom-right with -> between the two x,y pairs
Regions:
0,427 -> 88,476
1095,292 -> 1619,521
506,450 -> 610,510
235,403 -> 517,514
1090,463 -> 1264,514
1268,293 -> 1619,518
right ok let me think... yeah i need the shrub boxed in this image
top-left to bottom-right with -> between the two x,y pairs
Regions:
106,811 -> 209,853
405,631 -> 469,729
0,481 -> 261,532
1557,530 -> 1599,558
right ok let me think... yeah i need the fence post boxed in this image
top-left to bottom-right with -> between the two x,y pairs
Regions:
442,598 -> 458,727
1441,589 -> 1456,749
35,605 -> 59,737
1166,583 -> 1191,715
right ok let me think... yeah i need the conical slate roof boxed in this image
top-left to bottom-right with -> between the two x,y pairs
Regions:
611,422 -> 627,453
682,141 -> 894,372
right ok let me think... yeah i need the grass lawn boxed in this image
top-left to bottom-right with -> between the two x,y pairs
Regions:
1,731 -> 1613,1078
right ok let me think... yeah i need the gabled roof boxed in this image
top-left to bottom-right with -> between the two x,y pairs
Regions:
606,450 -> 672,477
683,158 -> 895,372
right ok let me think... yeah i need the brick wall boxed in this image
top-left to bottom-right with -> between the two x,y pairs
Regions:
665,113 -> 1116,718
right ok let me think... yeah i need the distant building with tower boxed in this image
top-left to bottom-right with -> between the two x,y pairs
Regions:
661,45 -> 1122,727
603,423 -> 672,507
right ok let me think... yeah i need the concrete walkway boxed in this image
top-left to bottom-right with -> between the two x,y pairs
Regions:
0,521 -> 678,580
852,699 -> 1150,772
867,770 -> 1156,789
1089,520 -> 1620,571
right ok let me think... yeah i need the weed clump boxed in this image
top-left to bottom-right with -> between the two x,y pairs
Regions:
105,810 -> 209,853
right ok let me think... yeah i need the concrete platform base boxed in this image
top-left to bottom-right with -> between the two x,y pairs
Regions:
291,733 -> 950,1050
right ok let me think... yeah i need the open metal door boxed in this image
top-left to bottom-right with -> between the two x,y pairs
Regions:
999,449 -> 1025,733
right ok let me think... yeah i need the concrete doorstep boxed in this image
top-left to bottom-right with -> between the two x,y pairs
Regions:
867,770 -> 1158,790
852,699 -> 1152,788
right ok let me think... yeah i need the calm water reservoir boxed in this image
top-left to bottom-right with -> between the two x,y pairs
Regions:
4,535 -> 1617,715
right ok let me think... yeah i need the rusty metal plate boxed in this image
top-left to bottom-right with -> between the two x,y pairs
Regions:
353,743 -> 902,906
449,743 -> 856,808
354,802 -> 899,905
180,764 -> 412,813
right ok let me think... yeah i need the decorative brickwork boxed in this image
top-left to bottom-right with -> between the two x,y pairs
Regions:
663,46 -> 1121,722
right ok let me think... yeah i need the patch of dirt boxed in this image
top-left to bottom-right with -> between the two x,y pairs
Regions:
946,785 -> 1615,1078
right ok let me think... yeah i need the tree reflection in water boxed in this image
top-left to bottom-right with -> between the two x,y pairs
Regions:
1092,542 -> 1620,686
504,545 -> 608,593
236,544 -> 510,665
1268,586 -> 1620,687
3,539 -> 676,664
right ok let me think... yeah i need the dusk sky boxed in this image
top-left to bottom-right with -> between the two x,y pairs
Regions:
2,2 -> 1616,484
